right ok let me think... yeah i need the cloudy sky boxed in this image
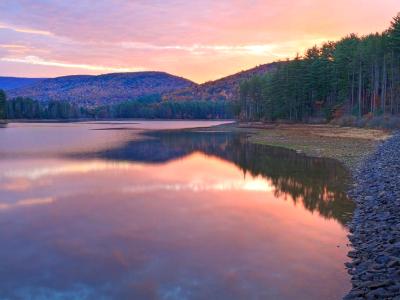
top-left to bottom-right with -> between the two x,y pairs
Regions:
0,0 -> 399,83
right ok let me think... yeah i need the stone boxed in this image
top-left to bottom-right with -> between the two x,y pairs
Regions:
388,259 -> 400,268
375,255 -> 391,265
345,133 -> 400,299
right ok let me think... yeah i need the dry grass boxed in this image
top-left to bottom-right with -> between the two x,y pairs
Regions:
231,123 -> 390,169
275,125 -> 390,141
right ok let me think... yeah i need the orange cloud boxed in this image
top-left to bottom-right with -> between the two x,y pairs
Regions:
0,0 -> 399,82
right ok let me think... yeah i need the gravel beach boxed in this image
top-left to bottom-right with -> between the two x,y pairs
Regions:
345,132 -> 400,299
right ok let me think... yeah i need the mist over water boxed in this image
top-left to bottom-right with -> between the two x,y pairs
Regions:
0,121 -> 353,300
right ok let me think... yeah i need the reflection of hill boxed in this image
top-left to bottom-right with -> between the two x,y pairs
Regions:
73,131 -> 354,225
80,131 -> 232,163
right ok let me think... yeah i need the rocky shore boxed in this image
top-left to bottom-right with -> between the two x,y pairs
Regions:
345,132 -> 400,299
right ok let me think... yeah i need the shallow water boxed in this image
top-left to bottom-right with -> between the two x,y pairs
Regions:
0,121 -> 353,300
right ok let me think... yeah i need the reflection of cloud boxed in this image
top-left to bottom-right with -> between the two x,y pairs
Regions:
4,161 -> 145,180
2,158 -> 274,192
0,178 -> 32,191
18,197 -> 54,206
0,197 -> 54,211
122,177 -> 274,193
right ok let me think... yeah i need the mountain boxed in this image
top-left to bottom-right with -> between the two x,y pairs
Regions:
163,62 -> 279,102
0,77 -> 47,91
4,63 -> 278,106
7,72 -> 195,106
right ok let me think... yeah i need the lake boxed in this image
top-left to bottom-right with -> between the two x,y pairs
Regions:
0,121 -> 354,300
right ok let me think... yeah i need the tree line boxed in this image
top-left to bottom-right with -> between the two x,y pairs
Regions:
0,91 -> 235,120
239,13 -> 400,121
0,90 -> 6,120
93,99 -> 235,119
5,96 -> 83,119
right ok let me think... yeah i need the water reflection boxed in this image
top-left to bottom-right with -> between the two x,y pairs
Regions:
74,131 -> 354,225
0,123 -> 353,300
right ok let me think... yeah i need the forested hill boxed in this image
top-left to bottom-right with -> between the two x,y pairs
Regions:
3,63 -> 278,107
163,62 -> 279,102
239,13 -> 400,122
6,72 -> 195,106
0,77 -> 47,91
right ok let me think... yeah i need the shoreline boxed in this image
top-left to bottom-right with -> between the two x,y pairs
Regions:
344,133 -> 400,299
1,118 -> 236,123
211,122 -> 389,169
212,123 -> 397,299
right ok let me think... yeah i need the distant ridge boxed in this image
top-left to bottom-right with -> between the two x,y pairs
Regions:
2,63 -> 278,106
6,72 -> 196,106
0,77 -> 47,91
163,62 -> 279,102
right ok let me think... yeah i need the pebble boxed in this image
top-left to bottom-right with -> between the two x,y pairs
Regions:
345,132 -> 400,299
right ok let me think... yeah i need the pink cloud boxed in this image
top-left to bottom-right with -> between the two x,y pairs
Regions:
0,0 -> 399,82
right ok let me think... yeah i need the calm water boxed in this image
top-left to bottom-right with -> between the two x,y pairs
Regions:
0,121 -> 354,300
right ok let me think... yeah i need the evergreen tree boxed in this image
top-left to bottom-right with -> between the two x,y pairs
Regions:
239,12 -> 400,121
388,13 -> 400,54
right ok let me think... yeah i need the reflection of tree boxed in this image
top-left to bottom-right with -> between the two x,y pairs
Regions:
219,137 -> 354,225
74,131 -> 354,225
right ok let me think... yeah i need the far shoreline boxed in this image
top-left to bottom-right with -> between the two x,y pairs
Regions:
2,118 -> 236,123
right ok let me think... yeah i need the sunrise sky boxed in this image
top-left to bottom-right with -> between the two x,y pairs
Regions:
0,0 -> 399,83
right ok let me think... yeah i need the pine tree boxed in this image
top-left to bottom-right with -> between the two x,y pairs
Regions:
388,13 -> 400,54
238,12 -> 400,121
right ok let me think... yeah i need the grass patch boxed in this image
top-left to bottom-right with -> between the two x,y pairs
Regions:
211,123 -> 390,170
